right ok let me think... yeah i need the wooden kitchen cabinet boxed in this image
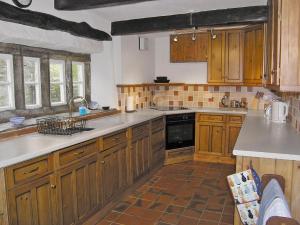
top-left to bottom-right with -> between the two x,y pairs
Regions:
208,30 -> 244,84
7,175 -> 58,225
56,156 -> 99,225
150,117 -> 165,168
195,116 -> 226,155
225,115 -> 244,157
130,123 -> 151,183
244,25 -> 264,85
195,113 -> 244,164
208,31 -> 226,83
266,0 -> 300,91
170,33 -> 208,62
99,142 -> 128,205
225,30 -> 244,83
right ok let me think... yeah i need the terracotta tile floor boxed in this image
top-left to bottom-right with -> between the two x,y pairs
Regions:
96,161 -> 235,225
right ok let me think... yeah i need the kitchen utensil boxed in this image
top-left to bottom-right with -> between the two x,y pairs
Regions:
264,101 -> 289,123
230,100 -> 241,108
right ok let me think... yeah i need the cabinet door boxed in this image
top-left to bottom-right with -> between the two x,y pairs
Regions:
195,33 -> 209,61
170,35 -> 185,62
151,129 -> 165,168
210,123 -> 226,155
244,26 -> 264,85
131,135 -> 150,182
182,34 -> 196,61
8,175 -> 57,225
266,0 -> 280,86
99,143 -> 128,205
195,123 -> 211,153
208,31 -> 225,83
225,30 -> 244,83
226,124 -> 242,156
56,156 -> 98,225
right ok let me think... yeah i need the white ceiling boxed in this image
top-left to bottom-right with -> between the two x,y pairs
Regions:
90,0 -> 267,22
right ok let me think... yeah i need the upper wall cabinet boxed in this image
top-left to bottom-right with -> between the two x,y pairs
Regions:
208,30 -> 244,84
170,33 -> 209,62
265,0 -> 300,91
244,25 -> 264,85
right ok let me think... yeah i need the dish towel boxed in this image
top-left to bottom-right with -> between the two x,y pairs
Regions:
256,179 -> 291,225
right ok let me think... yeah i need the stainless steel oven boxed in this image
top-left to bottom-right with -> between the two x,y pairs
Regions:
165,113 -> 195,150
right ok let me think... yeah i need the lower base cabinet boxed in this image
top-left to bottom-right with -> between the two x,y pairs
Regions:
130,126 -> 151,183
7,175 -> 57,225
99,142 -> 128,205
56,156 -> 99,225
3,118 -> 165,225
195,113 -> 244,164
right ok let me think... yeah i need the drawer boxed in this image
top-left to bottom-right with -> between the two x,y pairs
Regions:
132,122 -> 150,138
227,115 -> 244,124
103,130 -> 127,151
58,139 -> 97,167
197,113 -> 225,123
5,155 -> 53,189
151,117 -> 164,133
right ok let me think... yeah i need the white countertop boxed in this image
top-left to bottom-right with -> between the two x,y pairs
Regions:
0,107 -> 247,168
233,111 -> 300,161
1,106 -> 299,168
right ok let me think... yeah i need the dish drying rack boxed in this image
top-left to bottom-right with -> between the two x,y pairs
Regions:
36,116 -> 87,135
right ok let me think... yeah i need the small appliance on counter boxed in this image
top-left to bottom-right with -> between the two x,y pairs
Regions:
154,76 -> 170,83
126,96 -> 136,113
265,100 -> 289,123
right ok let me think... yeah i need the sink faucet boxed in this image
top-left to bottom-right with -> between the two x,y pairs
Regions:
68,96 -> 88,117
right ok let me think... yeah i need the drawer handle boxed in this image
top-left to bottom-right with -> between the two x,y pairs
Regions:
50,184 -> 56,189
101,161 -> 105,164
74,151 -> 84,156
113,137 -> 120,141
24,167 -> 39,174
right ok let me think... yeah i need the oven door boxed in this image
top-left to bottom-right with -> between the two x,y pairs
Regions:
166,120 -> 195,150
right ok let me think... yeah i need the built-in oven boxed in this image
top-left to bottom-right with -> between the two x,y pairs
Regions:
165,113 -> 195,150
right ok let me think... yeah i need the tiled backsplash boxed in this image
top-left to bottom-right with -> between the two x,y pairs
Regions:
281,93 -> 300,132
117,84 -> 300,133
117,84 -> 273,111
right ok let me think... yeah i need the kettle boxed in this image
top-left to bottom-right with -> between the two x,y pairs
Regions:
265,101 -> 289,123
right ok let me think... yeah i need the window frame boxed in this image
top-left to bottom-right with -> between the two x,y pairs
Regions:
72,61 -> 85,98
0,53 -> 15,111
23,56 -> 42,109
49,59 -> 66,106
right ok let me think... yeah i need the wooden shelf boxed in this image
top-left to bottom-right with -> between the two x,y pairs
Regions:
116,83 -> 263,88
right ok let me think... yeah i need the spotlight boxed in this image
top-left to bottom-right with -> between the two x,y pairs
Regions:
210,29 -> 217,39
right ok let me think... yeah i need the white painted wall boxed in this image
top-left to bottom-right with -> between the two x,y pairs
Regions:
120,36 -> 155,84
154,36 -> 208,84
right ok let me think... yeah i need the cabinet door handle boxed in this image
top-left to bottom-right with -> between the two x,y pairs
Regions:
50,184 -> 56,189
74,151 -> 84,156
101,161 -> 105,164
24,167 -> 39,174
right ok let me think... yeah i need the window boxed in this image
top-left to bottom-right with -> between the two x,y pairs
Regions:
23,57 -> 41,108
72,62 -> 85,97
50,59 -> 66,105
0,54 -> 14,111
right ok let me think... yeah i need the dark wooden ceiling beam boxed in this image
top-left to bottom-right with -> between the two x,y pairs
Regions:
0,1 -> 111,41
55,0 -> 157,10
111,6 -> 268,35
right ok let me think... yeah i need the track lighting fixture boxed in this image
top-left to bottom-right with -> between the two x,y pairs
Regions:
192,27 -> 197,41
210,29 -> 217,39
173,35 -> 178,42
